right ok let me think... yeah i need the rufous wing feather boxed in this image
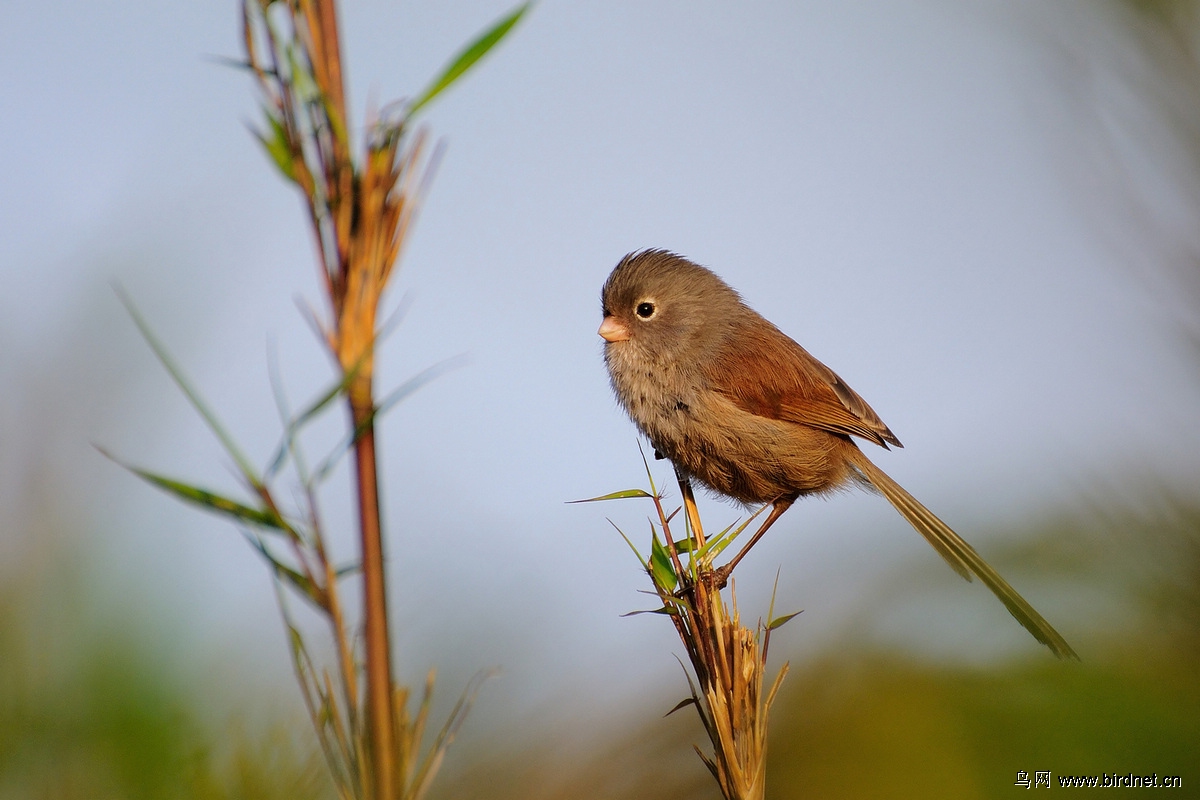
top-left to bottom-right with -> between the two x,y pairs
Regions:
704,317 -> 902,448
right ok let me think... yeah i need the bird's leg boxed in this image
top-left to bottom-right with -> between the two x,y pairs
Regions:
673,467 -> 707,550
710,497 -> 795,588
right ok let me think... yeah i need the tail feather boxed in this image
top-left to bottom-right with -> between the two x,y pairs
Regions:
850,452 -> 1079,660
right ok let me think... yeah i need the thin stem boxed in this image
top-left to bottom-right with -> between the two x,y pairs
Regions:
351,385 -> 395,800
674,467 -> 707,550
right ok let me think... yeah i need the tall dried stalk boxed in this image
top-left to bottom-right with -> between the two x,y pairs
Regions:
243,3 -> 409,788
581,455 -> 794,800
110,2 -> 526,799
242,1 -> 525,795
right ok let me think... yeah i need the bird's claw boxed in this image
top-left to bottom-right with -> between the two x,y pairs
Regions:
708,563 -> 732,590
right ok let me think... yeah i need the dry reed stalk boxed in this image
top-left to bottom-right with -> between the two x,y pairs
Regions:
111,2 -> 527,799
239,4 -> 525,796
669,487 -> 791,800
242,2 -> 426,791
584,455 -> 794,800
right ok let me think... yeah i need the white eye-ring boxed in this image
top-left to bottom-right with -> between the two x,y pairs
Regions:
635,300 -> 657,319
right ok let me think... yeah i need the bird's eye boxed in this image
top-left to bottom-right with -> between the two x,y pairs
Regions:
636,301 -> 656,319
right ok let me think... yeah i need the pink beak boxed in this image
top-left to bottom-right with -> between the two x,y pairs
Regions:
598,316 -> 630,342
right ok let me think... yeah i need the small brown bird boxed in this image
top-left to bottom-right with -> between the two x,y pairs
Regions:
599,249 -> 1077,659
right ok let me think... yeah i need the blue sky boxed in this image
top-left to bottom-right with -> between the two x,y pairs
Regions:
3,0 -> 1199,729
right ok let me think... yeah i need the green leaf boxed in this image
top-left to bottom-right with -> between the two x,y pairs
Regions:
310,355 -> 467,479
610,520 -> 645,564
290,361 -> 356,428
567,488 -> 654,503
115,288 -> 260,485
768,611 -> 803,631
697,504 -> 768,561
106,452 -> 286,531
636,440 -> 659,496
619,606 -> 677,618
373,354 -> 469,421
649,530 -> 678,591
244,533 -> 326,610
408,2 -> 530,118
671,537 -> 698,553
253,111 -> 296,182
266,359 -> 363,477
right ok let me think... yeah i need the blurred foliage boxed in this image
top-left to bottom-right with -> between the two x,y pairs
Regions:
423,491 -> 1200,800
2,488 -> 1196,798
765,492 -> 1198,799
0,559 -> 329,800
768,649 -> 1197,798
771,492 -> 1195,799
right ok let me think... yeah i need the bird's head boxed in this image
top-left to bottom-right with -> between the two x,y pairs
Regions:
599,249 -> 740,364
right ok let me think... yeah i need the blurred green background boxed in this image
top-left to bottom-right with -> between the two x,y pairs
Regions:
5,484 -> 1196,798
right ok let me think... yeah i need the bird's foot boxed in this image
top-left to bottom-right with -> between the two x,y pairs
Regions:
671,563 -> 731,600
705,563 -> 732,591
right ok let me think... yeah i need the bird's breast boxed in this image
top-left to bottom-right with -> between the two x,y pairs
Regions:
605,346 -> 701,447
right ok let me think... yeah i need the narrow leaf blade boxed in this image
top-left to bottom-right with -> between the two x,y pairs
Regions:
664,697 -> 697,717
408,2 -> 530,118
619,606 -> 677,618
115,288 -> 259,483
568,489 -> 654,503
108,453 -> 285,531
768,611 -> 803,631
649,531 -> 678,591
253,112 -> 296,182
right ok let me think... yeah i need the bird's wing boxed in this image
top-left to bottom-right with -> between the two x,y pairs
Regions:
703,319 -> 903,449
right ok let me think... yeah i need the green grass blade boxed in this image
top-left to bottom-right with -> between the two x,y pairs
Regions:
244,532 -> 326,610
697,504 -> 768,561
407,2 -> 530,118
767,611 -> 802,631
696,520 -> 740,560
265,344 -> 299,478
568,489 -> 654,503
253,111 -> 296,182
619,606 -> 677,618
671,537 -> 698,553
637,440 -> 660,497
311,355 -> 466,479
374,354 -> 468,421
609,519 -> 646,564
650,530 -> 678,591
266,358 -> 363,477
116,287 -> 260,483
103,449 -> 286,532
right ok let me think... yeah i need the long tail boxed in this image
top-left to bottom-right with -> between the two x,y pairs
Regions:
849,451 -> 1078,660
